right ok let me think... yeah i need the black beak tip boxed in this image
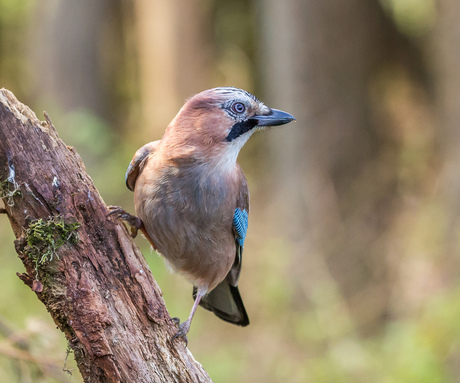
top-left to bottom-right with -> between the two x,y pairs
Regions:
255,108 -> 296,127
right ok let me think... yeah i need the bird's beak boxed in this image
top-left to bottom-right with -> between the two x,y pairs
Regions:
253,108 -> 295,127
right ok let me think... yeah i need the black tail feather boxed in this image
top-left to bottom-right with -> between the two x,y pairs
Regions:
193,282 -> 249,326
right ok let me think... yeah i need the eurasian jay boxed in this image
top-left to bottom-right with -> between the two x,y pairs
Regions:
109,87 -> 294,343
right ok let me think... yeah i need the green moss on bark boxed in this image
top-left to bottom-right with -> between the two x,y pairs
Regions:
25,216 -> 81,275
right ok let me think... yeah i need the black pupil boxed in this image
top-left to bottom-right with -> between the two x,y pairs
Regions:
233,102 -> 245,113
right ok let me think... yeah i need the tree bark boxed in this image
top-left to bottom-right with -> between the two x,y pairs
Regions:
0,88 -> 212,383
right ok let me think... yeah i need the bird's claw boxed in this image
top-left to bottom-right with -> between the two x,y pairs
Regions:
171,317 -> 181,326
107,206 -> 143,238
172,319 -> 191,347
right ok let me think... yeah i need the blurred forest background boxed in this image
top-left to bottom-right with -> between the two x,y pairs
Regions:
1,0 -> 460,382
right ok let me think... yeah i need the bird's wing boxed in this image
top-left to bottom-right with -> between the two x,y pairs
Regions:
194,168 -> 250,326
125,140 -> 160,191
227,171 -> 249,286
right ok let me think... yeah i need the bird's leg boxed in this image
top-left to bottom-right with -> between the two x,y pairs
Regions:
107,206 -> 144,238
173,287 -> 206,346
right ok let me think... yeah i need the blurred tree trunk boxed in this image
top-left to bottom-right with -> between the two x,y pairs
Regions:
31,0 -> 110,119
134,0 -> 213,139
30,0 -> 137,134
435,0 -> 460,270
257,0 -> 423,333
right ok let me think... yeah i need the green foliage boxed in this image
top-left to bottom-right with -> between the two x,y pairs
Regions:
25,217 -> 81,274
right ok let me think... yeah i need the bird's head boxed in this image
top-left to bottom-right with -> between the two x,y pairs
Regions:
161,87 -> 295,168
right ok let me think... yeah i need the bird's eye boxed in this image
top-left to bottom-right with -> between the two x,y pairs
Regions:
231,102 -> 246,114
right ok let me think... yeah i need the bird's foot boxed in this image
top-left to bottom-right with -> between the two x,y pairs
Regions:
107,206 -> 143,238
172,318 -> 191,347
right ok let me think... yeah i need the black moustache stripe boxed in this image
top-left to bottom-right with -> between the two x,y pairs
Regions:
225,119 -> 258,142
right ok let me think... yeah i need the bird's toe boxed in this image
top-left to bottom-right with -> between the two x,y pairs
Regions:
107,205 -> 123,217
171,317 -> 181,326
107,206 -> 143,237
172,320 -> 191,346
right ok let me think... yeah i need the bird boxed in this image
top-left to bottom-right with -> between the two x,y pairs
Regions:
109,87 -> 295,343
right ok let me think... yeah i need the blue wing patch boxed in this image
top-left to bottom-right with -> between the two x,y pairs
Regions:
233,208 -> 248,246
